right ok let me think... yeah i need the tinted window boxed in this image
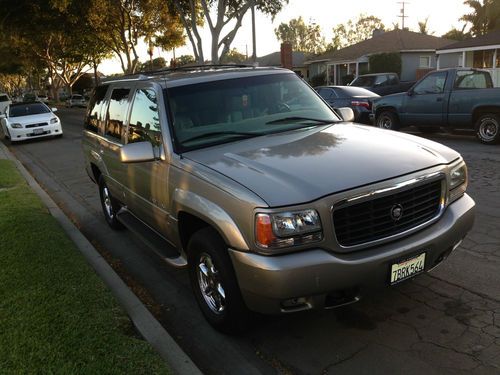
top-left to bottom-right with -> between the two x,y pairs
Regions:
10,103 -> 50,117
72,95 -> 83,99
454,70 -> 493,89
317,88 -> 335,100
85,85 -> 108,133
105,88 -> 130,141
128,89 -> 162,146
0,95 -> 9,102
334,87 -> 379,97
350,76 -> 376,87
413,72 -> 447,94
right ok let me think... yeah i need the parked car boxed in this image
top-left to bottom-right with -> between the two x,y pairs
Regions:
0,93 -> 11,115
66,94 -> 87,108
83,66 -> 474,333
0,102 -> 62,142
37,94 -> 49,103
350,73 -> 415,96
315,86 -> 379,124
372,68 -> 500,144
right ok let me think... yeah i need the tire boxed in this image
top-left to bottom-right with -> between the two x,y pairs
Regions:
187,227 -> 251,334
376,111 -> 400,131
98,176 -> 124,230
475,113 -> 500,145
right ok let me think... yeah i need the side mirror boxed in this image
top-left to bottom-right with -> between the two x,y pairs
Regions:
120,141 -> 155,163
336,107 -> 355,122
51,107 -> 58,112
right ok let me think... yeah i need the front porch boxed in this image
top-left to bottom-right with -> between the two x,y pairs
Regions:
326,59 -> 369,85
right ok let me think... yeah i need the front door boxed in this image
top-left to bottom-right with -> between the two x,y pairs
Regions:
401,71 -> 448,127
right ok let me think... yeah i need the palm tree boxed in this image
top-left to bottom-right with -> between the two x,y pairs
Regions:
460,0 -> 500,36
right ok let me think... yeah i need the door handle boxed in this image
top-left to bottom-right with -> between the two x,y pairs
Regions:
436,97 -> 443,102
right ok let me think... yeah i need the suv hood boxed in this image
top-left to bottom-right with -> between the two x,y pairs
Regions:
185,124 -> 459,207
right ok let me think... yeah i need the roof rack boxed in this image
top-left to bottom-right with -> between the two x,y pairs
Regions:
109,64 -> 255,82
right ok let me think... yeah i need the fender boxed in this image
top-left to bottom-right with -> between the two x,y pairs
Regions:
173,188 -> 250,251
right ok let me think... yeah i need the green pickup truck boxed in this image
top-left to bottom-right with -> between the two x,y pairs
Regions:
372,68 -> 500,144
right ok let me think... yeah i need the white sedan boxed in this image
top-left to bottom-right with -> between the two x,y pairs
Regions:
0,102 -> 63,142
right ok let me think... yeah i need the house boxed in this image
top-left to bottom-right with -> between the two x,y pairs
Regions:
305,29 -> 455,85
436,30 -> 500,86
254,50 -> 311,78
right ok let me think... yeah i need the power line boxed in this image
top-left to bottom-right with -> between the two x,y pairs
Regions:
398,1 -> 409,30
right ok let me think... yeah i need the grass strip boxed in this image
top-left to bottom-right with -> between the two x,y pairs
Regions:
0,160 -> 170,374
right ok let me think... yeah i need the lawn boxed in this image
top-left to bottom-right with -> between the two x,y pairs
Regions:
0,160 -> 170,374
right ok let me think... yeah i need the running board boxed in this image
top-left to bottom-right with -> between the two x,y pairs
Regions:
116,208 -> 187,268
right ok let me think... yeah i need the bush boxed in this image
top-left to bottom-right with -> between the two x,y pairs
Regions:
369,53 -> 402,76
310,72 -> 326,87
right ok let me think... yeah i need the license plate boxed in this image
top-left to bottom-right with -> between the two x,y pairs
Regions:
390,253 -> 426,284
33,128 -> 44,135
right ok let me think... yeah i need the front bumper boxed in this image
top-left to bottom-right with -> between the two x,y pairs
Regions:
8,123 -> 63,142
229,193 -> 475,314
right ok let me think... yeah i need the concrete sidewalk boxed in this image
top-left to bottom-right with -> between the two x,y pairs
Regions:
0,141 -> 202,375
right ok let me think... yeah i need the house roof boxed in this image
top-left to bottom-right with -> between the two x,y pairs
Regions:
437,30 -> 500,51
254,51 -> 310,67
306,29 -> 455,64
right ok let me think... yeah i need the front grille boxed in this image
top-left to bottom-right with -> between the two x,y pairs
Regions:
333,178 -> 444,247
25,122 -> 48,129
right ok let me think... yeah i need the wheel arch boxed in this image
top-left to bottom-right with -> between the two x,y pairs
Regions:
471,106 -> 500,125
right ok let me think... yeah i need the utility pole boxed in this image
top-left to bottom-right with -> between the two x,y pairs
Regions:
251,1 -> 257,63
398,2 -> 409,30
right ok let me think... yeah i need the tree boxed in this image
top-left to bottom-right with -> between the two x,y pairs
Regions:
170,0 -> 288,64
88,0 -> 185,74
461,0 -> 500,36
442,26 -> 468,41
173,55 -> 196,66
330,14 -> 385,50
417,17 -> 434,35
274,17 -> 326,54
138,57 -> 168,71
220,48 -> 246,63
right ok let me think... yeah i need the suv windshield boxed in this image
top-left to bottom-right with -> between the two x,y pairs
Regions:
10,103 -> 50,117
167,73 -> 339,151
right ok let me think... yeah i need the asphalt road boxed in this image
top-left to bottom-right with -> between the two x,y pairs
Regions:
4,108 -> 500,374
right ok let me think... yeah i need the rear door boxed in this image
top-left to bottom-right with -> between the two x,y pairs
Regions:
100,84 -> 134,199
401,71 -> 448,127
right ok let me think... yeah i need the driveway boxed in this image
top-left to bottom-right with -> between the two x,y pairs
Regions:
4,109 -> 500,374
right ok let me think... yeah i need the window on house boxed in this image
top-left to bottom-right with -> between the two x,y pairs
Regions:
473,50 -> 494,68
419,56 -> 431,68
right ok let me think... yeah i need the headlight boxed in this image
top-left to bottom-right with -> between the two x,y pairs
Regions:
10,123 -> 22,128
50,117 -> 59,124
449,162 -> 467,203
255,209 -> 322,250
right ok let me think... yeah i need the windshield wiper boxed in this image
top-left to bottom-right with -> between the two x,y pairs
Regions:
180,131 -> 260,144
265,116 -> 334,125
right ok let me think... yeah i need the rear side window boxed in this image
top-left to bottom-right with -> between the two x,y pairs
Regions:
317,88 -> 336,100
0,95 -> 9,102
454,70 -> 493,89
85,85 -> 108,133
127,88 -> 162,146
105,88 -> 130,141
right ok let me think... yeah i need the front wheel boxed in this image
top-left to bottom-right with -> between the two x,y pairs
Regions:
187,227 -> 251,334
98,176 -> 123,230
376,111 -> 400,131
475,114 -> 500,144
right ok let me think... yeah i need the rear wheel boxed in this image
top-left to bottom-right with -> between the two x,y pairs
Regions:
98,176 -> 124,229
187,227 -> 251,334
475,113 -> 500,144
376,111 -> 400,131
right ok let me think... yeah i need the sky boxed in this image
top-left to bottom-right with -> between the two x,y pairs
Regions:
99,0 -> 472,75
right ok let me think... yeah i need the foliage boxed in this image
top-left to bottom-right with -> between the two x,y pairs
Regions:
369,53 -> 402,76
310,72 -> 326,87
461,0 -> 500,36
220,48 -> 247,63
170,0 -> 288,63
442,27 -> 469,41
274,17 -> 326,54
73,73 -> 94,93
417,17 -> 434,35
330,14 -> 385,50
138,57 -> 168,71
88,0 -> 185,73
173,55 -> 196,67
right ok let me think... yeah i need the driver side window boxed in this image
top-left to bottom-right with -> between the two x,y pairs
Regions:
413,72 -> 447,95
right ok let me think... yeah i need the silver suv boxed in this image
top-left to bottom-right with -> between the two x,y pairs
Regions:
82,66 -> 475,333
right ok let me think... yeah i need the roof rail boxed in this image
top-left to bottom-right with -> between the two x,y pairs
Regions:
104,64 -> 255,82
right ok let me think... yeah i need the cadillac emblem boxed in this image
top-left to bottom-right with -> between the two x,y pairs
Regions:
390,204 -> 404,221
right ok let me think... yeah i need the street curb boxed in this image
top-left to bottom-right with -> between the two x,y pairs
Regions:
0,142 -> 203,375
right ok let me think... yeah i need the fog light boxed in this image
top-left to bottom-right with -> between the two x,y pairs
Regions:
281,297 -> 310,312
